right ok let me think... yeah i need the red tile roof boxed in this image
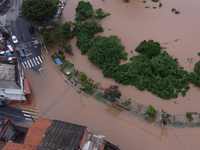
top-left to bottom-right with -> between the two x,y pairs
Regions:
2,118 -> 53,150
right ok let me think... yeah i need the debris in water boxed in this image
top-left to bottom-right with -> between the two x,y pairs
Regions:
174,101 -> 179,104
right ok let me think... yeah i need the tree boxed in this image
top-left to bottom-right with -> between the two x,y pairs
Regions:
102,85 -> 122,102
42,32 -> 55,48
143,105 -> 158,119
135,40 -> 162,59
75,1 -> 93,21
52,22 -> 74,42
20,0 -> 59,25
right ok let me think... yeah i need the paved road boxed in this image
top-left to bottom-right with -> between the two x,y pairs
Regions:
1,0 -> 42,71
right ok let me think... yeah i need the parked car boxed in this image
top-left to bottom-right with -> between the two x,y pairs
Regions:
12,35 -> 18,44
18,49 -> 25,58
0,101 -> 6,107
27,25 -> 34,33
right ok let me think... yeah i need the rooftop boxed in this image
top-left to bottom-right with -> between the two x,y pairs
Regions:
38,120 -> 87,150
0,59 -> 20,89
1,118 -> 120,150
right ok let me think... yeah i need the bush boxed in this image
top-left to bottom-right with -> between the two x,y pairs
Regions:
175,11 -> 180,14
172,8 -> 176,12
93,8 -> 110,19
159,3 -> 162,7
58,50 -> 64,55
186,112 -> 194,122
61,41 -> 73,56
143,105 -> 158,119
152,0 -> 159,2
124,0 -> 129,2
102,85 -> 122,102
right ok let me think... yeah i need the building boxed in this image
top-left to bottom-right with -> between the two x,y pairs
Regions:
0,117 -> 28,147
0,58 -> 30,104
1,118 -> 120,150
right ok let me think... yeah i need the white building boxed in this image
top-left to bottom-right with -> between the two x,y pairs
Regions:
0,58 -> 30,104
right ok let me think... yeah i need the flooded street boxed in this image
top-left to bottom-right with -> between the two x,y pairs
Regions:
13,0 -> 200,149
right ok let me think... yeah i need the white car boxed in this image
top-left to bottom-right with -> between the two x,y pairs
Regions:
12,35 -> 18,44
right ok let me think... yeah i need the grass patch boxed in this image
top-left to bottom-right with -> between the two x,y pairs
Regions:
80,86 -> 96,96
94,93 -> 107,104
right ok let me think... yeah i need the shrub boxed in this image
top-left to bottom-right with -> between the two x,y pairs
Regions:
61,41 -> 73,56
152,0 -> 158,2
143,105 -> 158,119
172,8 -> 176,12
175,11 -> 180,14
159,3 -> 162,7
186,112 -> 194,122
124,0 -> 129,2
58,50 -> 64,55
122,98 -> 132,106
194,61 -> 200,75
93,8 -> 110,19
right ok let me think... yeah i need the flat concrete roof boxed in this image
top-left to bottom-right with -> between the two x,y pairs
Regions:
0,61 -> 19,89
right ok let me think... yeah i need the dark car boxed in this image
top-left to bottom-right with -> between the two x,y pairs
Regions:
18,49 -> 25,58
0,101 -> 6,107
27,25 -> 34,33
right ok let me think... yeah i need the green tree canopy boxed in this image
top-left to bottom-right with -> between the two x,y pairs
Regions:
20,0 -> 59,25
135,40 -> 162,58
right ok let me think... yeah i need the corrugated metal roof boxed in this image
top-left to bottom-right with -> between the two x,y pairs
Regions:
38,120 -> 87,150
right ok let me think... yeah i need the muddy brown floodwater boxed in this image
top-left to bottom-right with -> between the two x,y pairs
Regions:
13,0 -> 200,149
60,0 -> 200,149
60,0 -> 200,114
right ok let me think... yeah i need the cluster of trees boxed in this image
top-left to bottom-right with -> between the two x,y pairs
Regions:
72,1 -> 200,100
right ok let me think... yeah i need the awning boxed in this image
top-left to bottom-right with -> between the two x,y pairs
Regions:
24,79 -> 31,94
55,58 -> 62,65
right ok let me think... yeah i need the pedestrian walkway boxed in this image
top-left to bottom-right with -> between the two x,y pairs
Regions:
22,55 -> 43,69
21,107 -> 40,123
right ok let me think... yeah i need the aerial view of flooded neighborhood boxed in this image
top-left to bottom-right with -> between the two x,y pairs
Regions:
0,0 -> 200,149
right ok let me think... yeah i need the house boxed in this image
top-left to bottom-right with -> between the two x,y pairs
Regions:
0,58 -> 31,104
1,118 -> 120,150
0,117 -> 28,145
